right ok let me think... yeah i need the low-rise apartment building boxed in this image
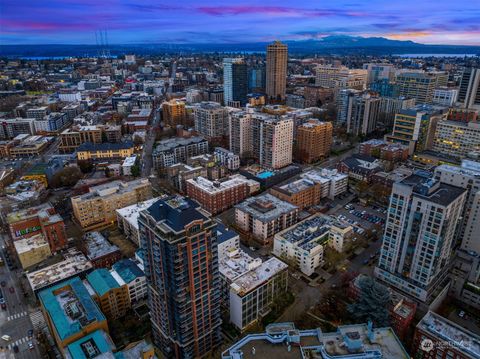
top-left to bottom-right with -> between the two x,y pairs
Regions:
76,141 -> 135,161
235,193 -> 298,245
71,179 -> 152,230
116,198 -> 159,246
111,259 -> 147,305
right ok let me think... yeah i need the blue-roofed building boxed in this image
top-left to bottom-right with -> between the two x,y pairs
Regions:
111,259 -> 147,304
38,277 -> 108,350
138,195 -> 222,358
216,222 -> 240,259
86,269 -> 130,320
65,330 -> 115,359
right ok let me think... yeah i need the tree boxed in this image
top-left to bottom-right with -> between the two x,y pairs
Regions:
50,166 -> 83,188
347,276 -> 391,327
77,160 -> 94,173
130,163 -> 141,177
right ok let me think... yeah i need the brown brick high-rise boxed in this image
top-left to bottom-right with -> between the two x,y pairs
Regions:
295,119 -> 333,163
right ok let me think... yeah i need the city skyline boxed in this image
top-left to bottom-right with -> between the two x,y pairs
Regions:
1,0 -> 480,45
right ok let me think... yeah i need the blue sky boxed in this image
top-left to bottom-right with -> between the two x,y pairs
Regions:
1,0 -> 479,45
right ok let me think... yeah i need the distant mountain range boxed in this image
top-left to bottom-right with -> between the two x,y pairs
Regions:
1,35 -> 479,58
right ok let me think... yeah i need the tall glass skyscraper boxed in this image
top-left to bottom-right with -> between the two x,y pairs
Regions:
223,58 -> 248,107
139,196 -> 221,358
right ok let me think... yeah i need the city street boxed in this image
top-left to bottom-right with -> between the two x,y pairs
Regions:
0,236 -> 40,359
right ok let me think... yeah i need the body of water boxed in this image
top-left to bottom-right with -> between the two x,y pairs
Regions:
396,53 -> 478,58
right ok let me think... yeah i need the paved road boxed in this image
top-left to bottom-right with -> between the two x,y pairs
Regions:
141,107 -> 160,178
0,236 -> 40,359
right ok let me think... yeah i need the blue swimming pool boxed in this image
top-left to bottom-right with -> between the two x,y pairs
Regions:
257,171 -> 274,179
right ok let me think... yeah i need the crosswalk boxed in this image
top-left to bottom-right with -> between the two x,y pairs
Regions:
6,336 -> 30,350
29,310 -> 46,331
6,311 -> 27,321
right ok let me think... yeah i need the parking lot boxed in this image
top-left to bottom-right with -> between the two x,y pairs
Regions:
333,202 -> 387,234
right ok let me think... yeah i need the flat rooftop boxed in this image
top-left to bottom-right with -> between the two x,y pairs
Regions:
186,176 -> 248,194
235,193 -> 298,223
74,178 -> 150,201
154,136 -> 206,153
417,311 -> 480,358
222,322 -> 409,359
84,232 -> 120,261
301,168 -> 348,183
276,214 -> 330,251
229,257 -> 288,296
116,197 -> 160,230
27,249 -> 93,292
86,269 -> 121,297
38,277 -> 105,341
14,233 -> 49,254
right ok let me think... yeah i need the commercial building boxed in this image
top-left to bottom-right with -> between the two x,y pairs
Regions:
413,311 -> 480,359
111,258 -> 147,305
116,197 -> 159,246
375,172 -> 466,302
295,119 -> 332,163
186,176 -> 250,215
14,233 -> 51,269
300,168 -> 349,200
7,202 -> 67,253
223,58 -> 248,107
162,99 -> 188,127
86,269 -> 130,320
0,118 -> 36,140
378,96 -> 416,129
315,65 -> 367,90
152,136 -> 209,169
385,105 -> 447,155
214,147 -> 240,170
274,214 -> 331,276
27,249 -> 93,294
433,120 -> 480,158
76,141 -> 135,161
9,135 -> 52,158
71,179 -> 152,230
59,126 -> 102,153
266,41 -> 288,102
457,67 -> 480,110
220,247 -> 288,331
396,72 -> 445,104
38,277 -> 109,351
363,63 -> 395,84
235,193 -> 298,244
138,196 -> 222,358
222,322 -> 409,359
193,102 -> 229,144
82,232 -> 122,268
270,178 -> 322,210
432,87 -> 458,106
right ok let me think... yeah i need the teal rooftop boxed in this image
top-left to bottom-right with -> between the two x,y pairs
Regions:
111,259 -> 144,284
65,330 -> 115,359
87,269 -> 121,297
38,277 -> 106,341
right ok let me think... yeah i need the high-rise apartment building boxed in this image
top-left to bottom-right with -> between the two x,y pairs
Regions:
162,99 -> 188,127
378,97 -> 416,129
266,41 -> 288,102
138,196 -> 221,358
223,58 -> 248,107
229,110 -> 293,169
337,90 -> 381,135
434,160 -> 480,253
248,66 -> 266,91
194,102 -> 229,145
295,119 -> 333,163
457,67 -> 480,110
375,172 -> 466,302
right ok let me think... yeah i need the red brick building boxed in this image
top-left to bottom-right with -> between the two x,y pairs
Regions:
359,139 -> 409,162
186,176 -> 250,215
7,203 -> 67,253
82,231 -> 122,268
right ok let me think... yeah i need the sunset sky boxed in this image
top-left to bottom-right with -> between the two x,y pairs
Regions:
1,0 -> 479,45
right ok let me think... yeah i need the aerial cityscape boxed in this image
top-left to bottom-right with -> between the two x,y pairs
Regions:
1,1 -> 480,359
